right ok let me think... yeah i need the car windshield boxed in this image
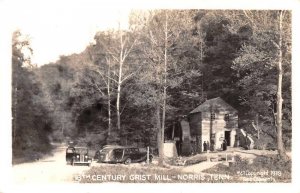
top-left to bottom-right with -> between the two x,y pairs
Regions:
66,148 -> 74,153
100,148 -> 114,153
74,148 -> 88,154
125,148 -> 139,153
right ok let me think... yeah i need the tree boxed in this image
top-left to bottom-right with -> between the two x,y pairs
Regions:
79,43 -> 114,137
276,10 -> 288,158
129,10 -> 204,165
25,10 -> 291,161
12,31 -> 52,159
90,28 -> 142,144
93,28 -> 139,133
200,11 -> 246,105
232,10 -> 291,157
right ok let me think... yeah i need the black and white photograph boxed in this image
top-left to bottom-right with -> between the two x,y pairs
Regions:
0,0 -> 299,193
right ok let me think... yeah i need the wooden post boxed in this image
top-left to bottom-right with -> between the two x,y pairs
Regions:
256,114 -> 259,140
171,122 -> 175,140
207,148 -> 210,162
147,146 -> 150,164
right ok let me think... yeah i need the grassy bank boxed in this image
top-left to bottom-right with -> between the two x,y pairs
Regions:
203,155 -> 292,183
12,143 -> 54,165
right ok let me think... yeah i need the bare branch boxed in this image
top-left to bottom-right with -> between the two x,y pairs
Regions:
121,64 -> 143,83
120,102 -> 127,115
106,75 -> 119,84
149,30 -> 158,47
91,68 -> 119,84
243,10 -> 255,28
123,39 -> 138,61
271,40 -> 280,49
107,50 -> 120,63
93,83 -> 105,96
82,76 -> 106,96
92,67 -> 109,87
121,72 -> 135,83
112,70 -> 119,78
98,40 -> 120,63
281,10 -> 286,19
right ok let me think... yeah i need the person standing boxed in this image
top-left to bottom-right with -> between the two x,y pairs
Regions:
207,141 -> 210,153
203,141 -> 207,152
223,139 -> 227,151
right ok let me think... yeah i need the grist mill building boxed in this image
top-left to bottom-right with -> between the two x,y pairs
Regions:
174,97 -> 238,155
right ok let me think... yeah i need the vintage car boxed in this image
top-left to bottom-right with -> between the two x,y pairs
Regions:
96,145 -> 152,164
66,146 -> 92,166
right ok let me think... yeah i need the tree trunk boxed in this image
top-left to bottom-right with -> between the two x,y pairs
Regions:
61,124 -> 64,136
116,31 -> 124,132
256,114 -> 259,140
107,61 -> 111,136
276,10 -> 286,159
209,105 -> 213,147
157,104 -> 163,166
13,87 -> 17,143
116,82 -> 121,131
159,11 -> 169,166
171,122 -> 175,140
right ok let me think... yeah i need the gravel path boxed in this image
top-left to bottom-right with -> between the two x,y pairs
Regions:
181,162 -> 219,173
12,144 -> 91,184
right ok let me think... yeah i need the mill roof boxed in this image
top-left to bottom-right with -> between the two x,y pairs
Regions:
189,97 -> 237,114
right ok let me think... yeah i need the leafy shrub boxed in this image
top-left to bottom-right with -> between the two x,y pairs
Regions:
185,155 -> 207,165
233,155 -> 249,167
251,155 -> 291,181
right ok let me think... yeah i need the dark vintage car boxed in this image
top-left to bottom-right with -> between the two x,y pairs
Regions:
95,145 -> 152,164
66,146 -> 92,166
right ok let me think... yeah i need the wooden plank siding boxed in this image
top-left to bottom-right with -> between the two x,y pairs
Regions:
182,97 -> 239,154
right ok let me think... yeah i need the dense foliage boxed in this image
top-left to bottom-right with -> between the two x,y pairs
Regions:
12,31 -> 52,162
12,10 -> 291,161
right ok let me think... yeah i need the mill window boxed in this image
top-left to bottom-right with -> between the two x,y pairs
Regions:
225,114 -> 230,121
211,113 -> 215,120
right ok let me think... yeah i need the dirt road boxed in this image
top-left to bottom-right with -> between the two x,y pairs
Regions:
12,144 -> 291,185
12,143 -> 91,184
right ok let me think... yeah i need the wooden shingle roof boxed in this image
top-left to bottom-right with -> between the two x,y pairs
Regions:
189,97 -> 237,114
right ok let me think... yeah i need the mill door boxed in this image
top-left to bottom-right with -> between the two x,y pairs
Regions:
225,131 -> 231,146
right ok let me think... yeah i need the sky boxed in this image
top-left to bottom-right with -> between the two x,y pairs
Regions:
3,0 -> 299,66
9,2 -> 131,66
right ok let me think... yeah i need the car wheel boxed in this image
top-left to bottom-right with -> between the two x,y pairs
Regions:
124,158 -> 132,165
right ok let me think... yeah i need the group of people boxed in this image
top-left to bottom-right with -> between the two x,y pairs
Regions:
203,139 -> 227,152
203,140 -> 214,152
